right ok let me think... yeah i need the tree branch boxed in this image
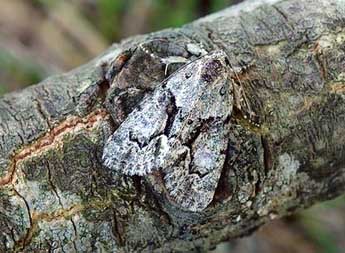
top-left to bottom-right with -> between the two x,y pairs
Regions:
0,0 -> 344,252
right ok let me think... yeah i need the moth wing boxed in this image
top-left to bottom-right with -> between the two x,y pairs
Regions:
103,51 -> 234,212
102,90 -> 172,175
162,62 -> 234,212
102,52 -> 214,176
163,121 -> 230,212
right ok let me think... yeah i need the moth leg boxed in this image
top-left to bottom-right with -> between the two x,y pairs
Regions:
232,77 -> 261,126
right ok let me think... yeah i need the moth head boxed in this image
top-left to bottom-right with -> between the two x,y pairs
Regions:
200,51 -> 230,83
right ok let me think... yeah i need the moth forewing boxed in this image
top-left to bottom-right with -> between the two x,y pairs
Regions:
102,51 -> 233,212
162,61 -> 233,212
102,90 -> 171,176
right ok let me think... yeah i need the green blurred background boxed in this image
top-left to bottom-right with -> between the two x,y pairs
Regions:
0,1 -> 344,252
0,0 -> 239,93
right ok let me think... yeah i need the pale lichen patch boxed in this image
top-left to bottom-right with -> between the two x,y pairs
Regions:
13,179 -> 82,214
256,153 -> 303,217
278,153 -> 300,184
33,214 -> 118,253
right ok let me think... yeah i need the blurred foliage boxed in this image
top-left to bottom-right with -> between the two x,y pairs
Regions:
0,1 -> 344,252
211,195 -> 345,253
0,49 -> 47,92
298,195 -> 345,253
85,0 -> 233,42
0,0 -> 233,94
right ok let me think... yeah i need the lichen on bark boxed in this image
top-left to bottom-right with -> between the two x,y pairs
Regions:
0,0 -> 345,252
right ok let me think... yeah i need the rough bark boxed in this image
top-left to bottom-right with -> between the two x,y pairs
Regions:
0,0 -> 345,252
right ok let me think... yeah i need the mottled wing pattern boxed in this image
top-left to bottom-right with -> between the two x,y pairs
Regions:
102,51 -> 233,211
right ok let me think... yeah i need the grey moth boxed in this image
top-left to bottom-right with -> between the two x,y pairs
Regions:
103,51 -> 233,212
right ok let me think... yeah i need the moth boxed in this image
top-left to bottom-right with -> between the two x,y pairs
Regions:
102,51 -> 234,212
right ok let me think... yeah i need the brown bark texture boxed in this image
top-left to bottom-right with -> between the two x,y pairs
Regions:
0,0 -> 345,252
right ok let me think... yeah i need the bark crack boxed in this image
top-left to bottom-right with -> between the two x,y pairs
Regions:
271,4 -> 295,31
70,218 -> 79,252
261,136 -> 272,174
47,162 -> 64,208
12,200 -> 112,251
12,187 -> 33,251
33,98 -> 52,130
0,109 -> 109,188
311,42 -> 328,81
